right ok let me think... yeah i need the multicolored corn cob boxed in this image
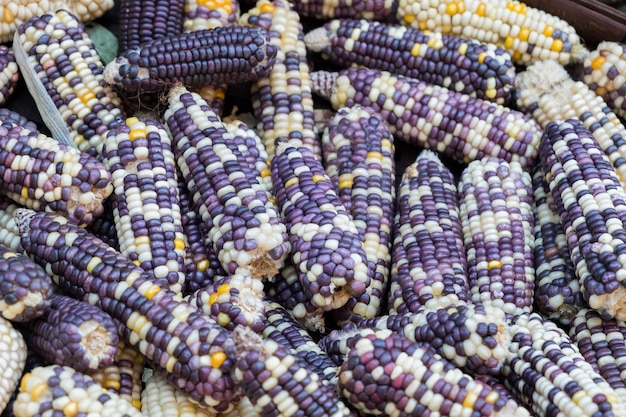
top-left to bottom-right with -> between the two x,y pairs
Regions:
164,86 -> 290,279
502,312 -> 626,417
0,244 -> 54,322
539,119 -> 626,321
305,18 -> 516,104
0,46 -> 18,106
0,196 -> 23,252
531,164 -> 584,325
338,328 -> 530,417
0,315 -> 26,414
516,58 -> 626,190
103,116 -> 186,296
13,9 -> 126,158
459,157 -> 535,321
0,113 -> 113,225
291,0 -> 396,20
583,41 -> 626,121
387,150 -> 469,315
15,209 -> 238,412
311,67 -> 541,169
239,0 -> 319,159
13,365 -> 144,417
18,293 -> 119,374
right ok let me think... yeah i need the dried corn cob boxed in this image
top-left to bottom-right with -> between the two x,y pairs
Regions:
103,116 -> 186,296
305,19 -> 516,104
516,59 -> 626,190
0,315 -> 26,414
0,244 -> 54,322
0,46 -> 18,106
583,41 -> 626,120
459,157 -> 535,321
13,10 -> 125,158
503,312 -> 626,417
14,365 -> 144,417
15,209 -> 238,412
291,0 -> 396,20
239,0 -> 319,159
387,150 -> 469,315
531,164 -> 584,325
0,114 -> 112,225
338,328 -> 530,417
540,119 -> 626,321
311,67 -> 541,168
164,86 -> 289,279
0,196 -> 23,252
18,293 -> 119,374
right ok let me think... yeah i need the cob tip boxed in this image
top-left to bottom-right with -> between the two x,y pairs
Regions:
303,26 -> 331,53
591,287 -> 626,321
310,70 -> 338,101
13,208 -> 37,236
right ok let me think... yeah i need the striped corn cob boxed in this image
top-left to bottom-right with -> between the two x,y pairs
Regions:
516,59 -> 626,190
583,41 -> 626,121
459,157 -> 535,321
13,10 -> 126,158
0,196 -> 23,252
164,86 -> 290,279
231,325 -> 354,417
387,150 -> 469,315
15,209 -> 238,412
103,116 -> 186,296
305,18 -> 516,104
0,113 -> 112,225
0,316 -> 26,414
540,119 -> 626,321
239,0 -> 320,160
338,328 -> 531,417
18,293 -> 119,374
531,164 -> 584,325
0,244 -> 54,322
0,46 -> 18,106
271,140 -> 372,312
104,26 -> 278,95
311,67 -> 541,169
13,365 -> 144,417
503,312 -> 626,417
0,0 -> 114,44
291,0 -> 396,20
322,105 -> 395,320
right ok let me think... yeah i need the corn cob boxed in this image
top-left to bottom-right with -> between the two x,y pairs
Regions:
164,86 -> 290,279
13,10 -> 126,158
104,26 -> 278,95
14,364 -> 144,417
15,209 -> 238,412
103,116 -> 186,297
0,46 -> 18,106
583,41 -> 626,121
231,325 -> 354,417
0,196 -> 23,252
338,328 -> 530,417
0,315 -> 26,414
0,244 -> 54,322
0,112 -> 112,225
305,19 -> 516,104
239,0 -> 320,160
291,0 -> 396,20
502,312 -> 626,417
85,201 -> 120,251
540,119 -> 626,321
531,164 -> 584,325
387,150 -> 469,315
0,349 -> 46,417
516,59 -> 626,190
18,293 -> 119,374
311,67 -> 541,169
459,157 -> 535,321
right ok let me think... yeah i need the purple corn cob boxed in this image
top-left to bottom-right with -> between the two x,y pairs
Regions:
0,46 -> 18,106
387,150 -> 469,315
291,0 -> 396,20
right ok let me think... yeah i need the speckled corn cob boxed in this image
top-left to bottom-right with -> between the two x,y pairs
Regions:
104,26 -> 278,95
14,365 -> 144,417
239,0 -> 319,159
305,18 -> 515,104
18,293 -> 119,374
338,328 -> 530,417
459,157 -> 535,321
311,67 -> 541,168
117,0 -> 185,53
0,196 -> 23,252
387,150 -> 469,315
231,326 -> 354,417
164,86 -> 289,279
0,114 -> 112,225
0,315 -> 26,414
15,209 -> 238,412
13,10 -> 125,158
583,41 -> 626,121
103,116 -> 186,297
291,0 -> 396,20
531,164 -> 584,325
0,46 -> 18,106
0,244 -> 54,322
540,119 -> 626,321
502,312 -> 626,417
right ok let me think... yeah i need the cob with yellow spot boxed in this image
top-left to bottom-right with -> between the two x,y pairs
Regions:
583,41 -> 626,121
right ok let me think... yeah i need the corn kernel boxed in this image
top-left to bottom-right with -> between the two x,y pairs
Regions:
488,260 -> 502,269
29,383 -> 48,401
197,259 -> 209,272
174,238 -> 185,250
551,39 -> 563,52
144,284 -> 161,299
462,391 -> 478,408
476,2 -> 486,16
259,2 -> 275,14
210,351 -> 227,367
129,129 -> 146,141
543,24 -> 554,37
591,55 -> 607,71
217,283 -> 230,295
519,27 -> 530,42
311,174 -> 326,182
3,7 -> 15,24
284,177 -> 299,188
445,3 -> 458,15
504,36 -> 515,49
63,401 -> 79,417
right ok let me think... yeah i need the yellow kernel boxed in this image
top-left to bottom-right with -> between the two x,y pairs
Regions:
208,292 -> 218,306
462,391 -> 478,408
488,260 -> 502,270
591,55 -> 607,70
550,39 -> 563,52
543,24 -> 554,37
445,3 -> 458,15
3,7 -> 14,23
260,168 -> 271,178
284,177 -> 299,188
125,117 -> 140,127
311,174 -> 326,183
103,380 -> 121,390
133,259 -> 142,267
20,373 -> 31,392
476,2 -> 486,16
485,390 -> 499,404
133,399 -> 142,409
410,43 -> 421,57
196,259 -> 209,272
217,283 -> 230,295
174,238 -> 185,250
504,36 -> 515,49
457,1 -> 465,13
80,91 -> 95,104
129,129 -> 146,141
367,151 -> 382,160
518,27 -> 530,42
427,37 -> 443,49
214,88 -> 226,99
21,187 -> 28,199
259,2 -> 275,13
2,251 -> 15,259
571,390 -> 587,405
211,351 -> 227,367
458,42 -> 468,55
403,13 -> 416,24
144,284 -> 161,299
477,52 -> 487,63
29,383 -> 48,401
512,51 -> 522,61
339,177 -> 353,190
86,256 -> 101,274
419,21 -> 428,31
63,401 -> 79,417
135,235 -> 150,246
